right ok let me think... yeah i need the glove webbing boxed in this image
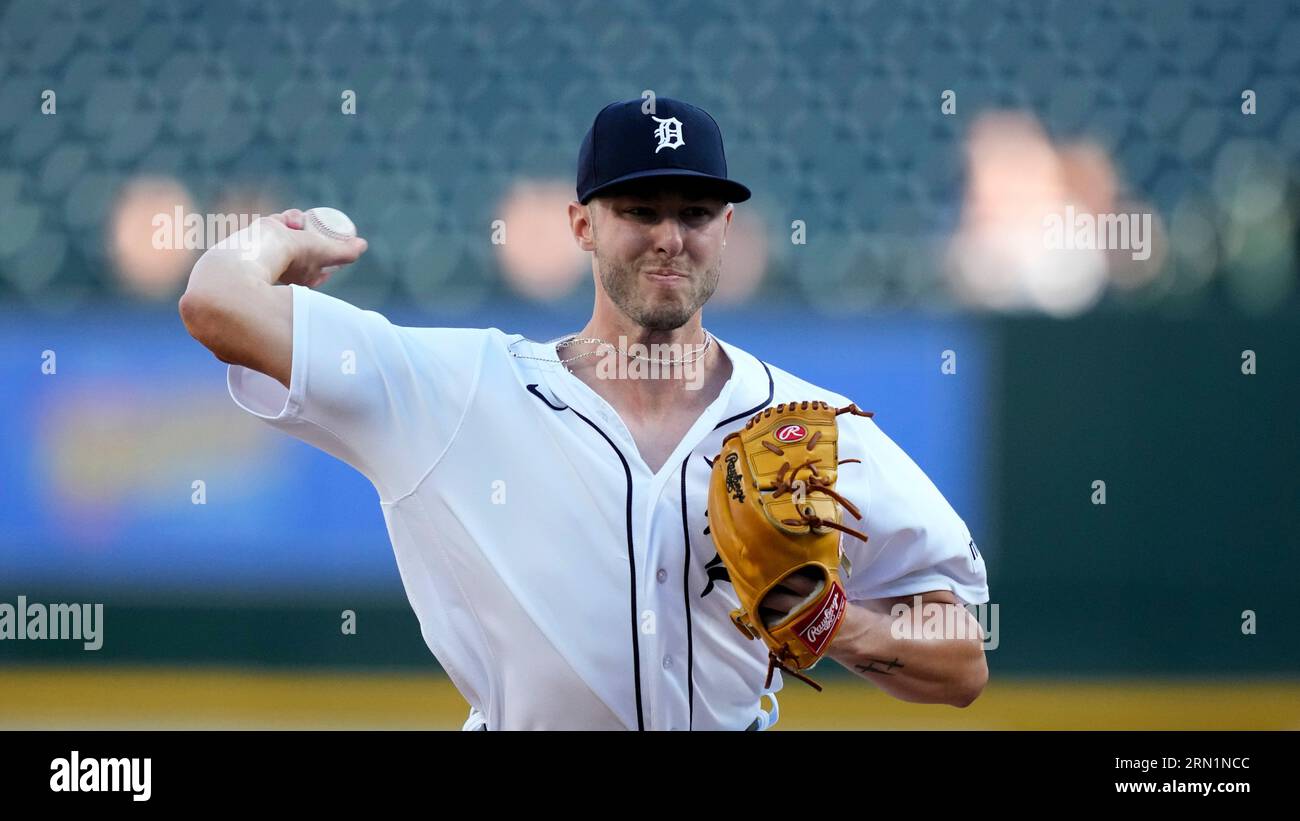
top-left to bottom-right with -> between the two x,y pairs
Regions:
770,456 -> 869,542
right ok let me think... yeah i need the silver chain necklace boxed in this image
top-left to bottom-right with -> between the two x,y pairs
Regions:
511,330 -> 714,368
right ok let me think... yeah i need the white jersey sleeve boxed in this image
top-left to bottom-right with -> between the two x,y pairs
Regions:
838,414 -> 989,606
225,283 -> 489,502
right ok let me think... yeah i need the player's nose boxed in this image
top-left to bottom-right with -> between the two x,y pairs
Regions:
650,218 -> 686,258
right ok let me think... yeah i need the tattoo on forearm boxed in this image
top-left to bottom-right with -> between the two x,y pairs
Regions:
855,656 -> 904,676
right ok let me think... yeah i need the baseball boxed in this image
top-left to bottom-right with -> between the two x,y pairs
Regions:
303,207 -> 356,242
302,207 -> 356,275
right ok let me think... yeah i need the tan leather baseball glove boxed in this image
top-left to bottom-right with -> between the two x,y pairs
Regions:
707,400 -> 873,691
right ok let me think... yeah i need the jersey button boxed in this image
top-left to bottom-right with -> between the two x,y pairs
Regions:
656,568 -> 667,584
662,655 -> 673,670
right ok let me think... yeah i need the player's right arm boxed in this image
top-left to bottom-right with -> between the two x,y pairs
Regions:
187,210 -> 488,502
178,209 -> 368,388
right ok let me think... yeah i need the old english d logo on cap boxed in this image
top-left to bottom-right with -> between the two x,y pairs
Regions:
652,116 -> 685,153
576,97 -> 752,205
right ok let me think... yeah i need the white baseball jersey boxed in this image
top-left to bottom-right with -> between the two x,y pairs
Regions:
226,284 -> 989,730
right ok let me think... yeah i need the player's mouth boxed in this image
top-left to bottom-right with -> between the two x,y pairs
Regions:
645,267 -> 689,283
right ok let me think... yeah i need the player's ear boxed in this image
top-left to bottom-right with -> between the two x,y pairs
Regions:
570,200 -> 598,252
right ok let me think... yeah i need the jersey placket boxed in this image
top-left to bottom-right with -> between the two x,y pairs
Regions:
541,363 -> 741,729
634,404 -> 740,729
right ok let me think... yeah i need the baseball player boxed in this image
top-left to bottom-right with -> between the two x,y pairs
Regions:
179,97 -> 989,730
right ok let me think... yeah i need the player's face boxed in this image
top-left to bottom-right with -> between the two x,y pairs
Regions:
590,183 -> 731,331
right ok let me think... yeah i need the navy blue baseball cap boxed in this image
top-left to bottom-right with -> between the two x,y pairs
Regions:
576,97 -> 751,205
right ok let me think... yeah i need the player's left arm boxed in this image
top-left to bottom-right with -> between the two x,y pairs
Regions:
828,589 -> 988,707
801,412 -> 989,707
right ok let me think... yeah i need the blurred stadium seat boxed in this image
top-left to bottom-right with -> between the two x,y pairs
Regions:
0,0 -> 1295,314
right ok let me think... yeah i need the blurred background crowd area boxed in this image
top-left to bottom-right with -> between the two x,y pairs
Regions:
2,1 -> 1298,728
1,0 -> 1298,316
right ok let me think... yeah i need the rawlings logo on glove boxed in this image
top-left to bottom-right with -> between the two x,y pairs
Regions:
706,400 -> 873,691
795,583 -> 846,655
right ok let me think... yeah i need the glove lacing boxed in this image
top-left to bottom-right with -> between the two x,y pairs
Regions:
766,643 -> 826,692
769,457 -> 869,542
763,403 -> 873,542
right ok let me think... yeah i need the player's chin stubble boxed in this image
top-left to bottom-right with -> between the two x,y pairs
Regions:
597,252 -> 722,332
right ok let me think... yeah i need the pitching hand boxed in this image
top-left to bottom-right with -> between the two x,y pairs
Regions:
261,208 -> 368,288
